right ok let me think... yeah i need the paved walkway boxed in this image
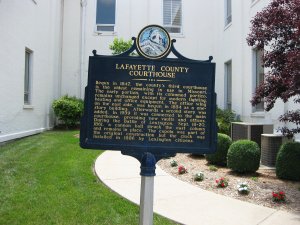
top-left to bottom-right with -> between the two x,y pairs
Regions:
95,151 -> 300,225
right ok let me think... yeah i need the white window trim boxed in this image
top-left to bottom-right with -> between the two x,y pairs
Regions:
252,48 -> 265,113
162,0 -> 183,35
94,0 -> 117,35
224,0 -> 232,27
24,48 -> 33,106
224,60 -> 232,110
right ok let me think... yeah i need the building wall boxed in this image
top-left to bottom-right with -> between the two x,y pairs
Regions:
0,0 -> 63,142
1,0 -> 298,142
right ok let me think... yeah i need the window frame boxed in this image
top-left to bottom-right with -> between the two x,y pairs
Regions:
24,48 -> 33,106
95,0 -> 116,34
163,0 -> 182,34
224,0 -> 232,26
224,60 -> 232,110
252,48 -> 265,112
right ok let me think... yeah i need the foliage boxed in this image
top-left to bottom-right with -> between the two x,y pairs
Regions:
237,182 -> 250,195
194,172 -> 205,181
178,165 -> 187,174
170,159 -> 178,167
52,95 -> 83,128
251,176 -> 259,182
272,191 -> 286,202
0,131 -> 174,224
109,37 -> 133,55
227,140 -> 261,173
205,133 -> 232,166
209,165 -> 218,172
216,107 -> 239,135
276,142 -> 300,181
215,177 -> 228,188
247,0 -> 300,138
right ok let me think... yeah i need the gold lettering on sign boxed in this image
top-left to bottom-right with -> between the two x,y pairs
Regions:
93,81 -> 208,143
115,63 -> 189,79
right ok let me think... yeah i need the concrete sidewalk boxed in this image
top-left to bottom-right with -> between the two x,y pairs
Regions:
94,151 -> 300,225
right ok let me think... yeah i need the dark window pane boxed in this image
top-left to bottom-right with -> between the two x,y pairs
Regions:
24,51 -> 31,104
97,25 -> 114,32
96,0 -> 116,25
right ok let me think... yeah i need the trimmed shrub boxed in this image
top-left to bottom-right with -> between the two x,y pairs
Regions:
52,95 -> 84,128
276,142 -> 300,181
205,133 -> 232,165
227,140 -> 260,173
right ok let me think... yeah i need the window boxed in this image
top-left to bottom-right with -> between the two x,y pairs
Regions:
253,49 -> 264,112
225,61 -> 232,110
24,49 -> 33,105
225,0 -> 232,26
96,0 -> 116,32
163,0 -> 182,34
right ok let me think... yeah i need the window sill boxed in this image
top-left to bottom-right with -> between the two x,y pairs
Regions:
224,22 -> 232,31
94,31 -> 117,36
23,105 -> 34,109
169,33 -> 185,38
250,112 -> 265,118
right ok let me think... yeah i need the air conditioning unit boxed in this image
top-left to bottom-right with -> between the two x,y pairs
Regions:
261,134 -> 289,167
231,122 -> 273,147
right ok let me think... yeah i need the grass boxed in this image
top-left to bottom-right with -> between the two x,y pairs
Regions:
0,131 -> 175,225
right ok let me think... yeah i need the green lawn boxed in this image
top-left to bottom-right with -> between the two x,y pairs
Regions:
0,131 -> 175,225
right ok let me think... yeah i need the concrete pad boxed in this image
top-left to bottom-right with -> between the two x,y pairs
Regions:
95,151 -> 300,225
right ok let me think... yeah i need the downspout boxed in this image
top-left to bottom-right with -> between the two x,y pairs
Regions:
80,0 -> 87,99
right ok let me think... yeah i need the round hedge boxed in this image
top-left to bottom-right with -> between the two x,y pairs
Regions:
276,142 -> 300,181
205,133 -> 232,165
227,140 -> 260,173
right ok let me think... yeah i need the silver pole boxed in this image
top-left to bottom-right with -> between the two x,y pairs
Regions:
139,176 -> 154,225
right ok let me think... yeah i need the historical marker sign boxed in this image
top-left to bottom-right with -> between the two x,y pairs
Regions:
80,25 -> 217,158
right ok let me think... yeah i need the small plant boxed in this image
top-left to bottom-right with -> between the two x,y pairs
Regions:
109,37 -> 133,55
209,165 -> 218,171
178,165 -> 187,174
237,182 -> 250,195
194,172 -> 204,181
251,176 -> 259,182
52,95 -> 84,128
272,191 -> 286,203
216,177 -> 228,188
216,107 -> 240,135
170,160 -> 178,167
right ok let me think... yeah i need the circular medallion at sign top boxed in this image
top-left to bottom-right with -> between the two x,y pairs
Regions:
137,25 -> 171,60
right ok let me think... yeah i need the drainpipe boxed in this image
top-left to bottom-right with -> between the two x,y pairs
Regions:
80,0 -> 87,99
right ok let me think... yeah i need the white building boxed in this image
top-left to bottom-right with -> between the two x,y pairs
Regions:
0,0 -> 298,142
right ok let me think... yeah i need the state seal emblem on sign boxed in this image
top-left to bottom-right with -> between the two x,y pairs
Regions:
137,25 -> 171,59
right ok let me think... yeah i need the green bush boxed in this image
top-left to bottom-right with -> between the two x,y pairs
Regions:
227,140 -> 260,173
216,107 -> 239,135
205,133 -> 232,166
109,38 -> 133,55
52,95 -> 84,128
276,142 -> 300,181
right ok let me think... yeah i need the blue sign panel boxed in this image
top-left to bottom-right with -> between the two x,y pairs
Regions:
80,25 -> 217,159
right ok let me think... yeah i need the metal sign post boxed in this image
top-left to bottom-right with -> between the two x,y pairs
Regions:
139,153 -> 156,225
